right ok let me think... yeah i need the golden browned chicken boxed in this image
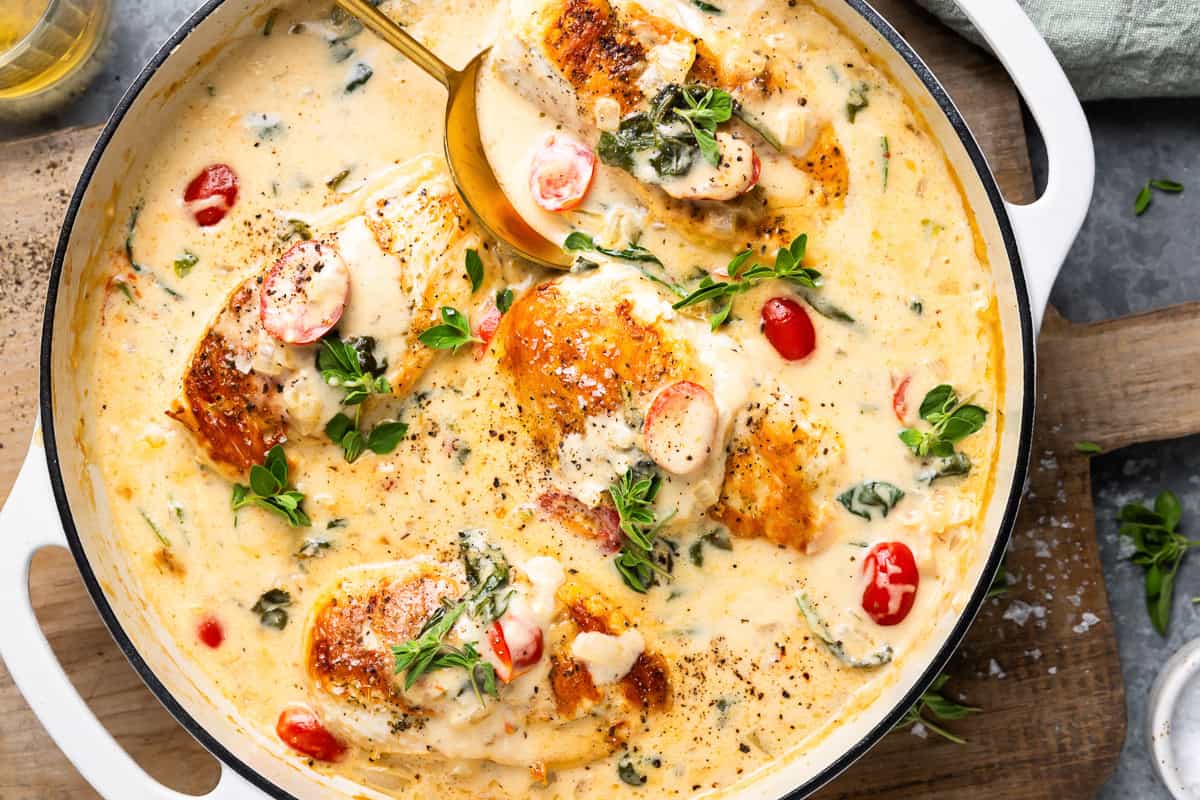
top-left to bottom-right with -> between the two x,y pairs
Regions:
167,156 -> 482,476
712,391 -> 846,553
299,548 -> 670,768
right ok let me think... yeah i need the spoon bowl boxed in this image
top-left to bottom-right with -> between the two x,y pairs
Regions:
334,0 -> 573,270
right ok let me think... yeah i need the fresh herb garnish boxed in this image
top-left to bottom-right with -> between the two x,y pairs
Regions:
495,287 -> 514,314
688,528 -> 733,567
564,231 -> 662,264
345,62 -> 373,92
262,7 -> 280,36
1075,441 -> 1103,454
1135,178 -> 1184,216
598,84 -> 733,179
325,413 -> 408,462
391,601 -> 498,705
846,82 -> 870,122
610,465 -> 674,593
690,0 -> 722,12
899,385 -> 987,474
318,335 -> 390,404
893,673 -> 980,744
838,481 -> 904,521
673,234 -> 820,329
231,445 -> 310,527
459,531 -> 514,625
465,248 -> 484,293
672,86 -> 733,166
418,306 -> 481,352
316,335 -> 405,462
1119,490 -> 1199,635
796,593 -> 892,668
252,588 -> 292,629
174,251 -> 198,278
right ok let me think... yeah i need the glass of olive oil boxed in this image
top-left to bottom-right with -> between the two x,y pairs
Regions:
0,0 -> 111,118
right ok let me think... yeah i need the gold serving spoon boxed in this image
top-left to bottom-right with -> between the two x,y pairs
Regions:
333,0 -> 573,270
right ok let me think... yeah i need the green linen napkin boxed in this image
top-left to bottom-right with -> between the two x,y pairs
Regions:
913,0 -> 1200,100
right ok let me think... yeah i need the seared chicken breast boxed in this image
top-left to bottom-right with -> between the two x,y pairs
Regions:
167,156 -> 482,475
301,546 -> 669,768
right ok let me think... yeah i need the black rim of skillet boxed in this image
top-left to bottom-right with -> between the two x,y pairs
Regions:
37,1 -> 1035,797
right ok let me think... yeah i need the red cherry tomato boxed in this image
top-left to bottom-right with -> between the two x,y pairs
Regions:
197,615 -> 224,648
861,542 -> 919,626
184,164 -> 239,227
487,621 -> 515,683
761,297 -> 816,361
529,134 -> 596,212
276,704 -> 346,762
474,301 -> 503,360
892,375 -> 912,423
501,615 -> 544,671
487,617 -> 545,685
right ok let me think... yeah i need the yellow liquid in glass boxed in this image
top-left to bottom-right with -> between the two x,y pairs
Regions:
0,0 -> 109,101
0,0 -> 48,52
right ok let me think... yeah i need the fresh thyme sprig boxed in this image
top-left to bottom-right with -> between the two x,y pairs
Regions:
1119,490 -> 1199,635
391,601 -> 498,705
893,673 -> 981,744
609,465 -> 674,593
673,234 -> 821,329
317,335 -> 406,463
231,445 -> 310,527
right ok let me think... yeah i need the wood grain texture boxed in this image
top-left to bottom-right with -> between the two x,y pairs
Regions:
0,3 -> 1130,799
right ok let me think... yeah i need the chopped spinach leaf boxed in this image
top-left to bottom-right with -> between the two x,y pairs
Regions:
837,481 -> 904,521
796,593 -> 892,668
252,588 -> 292,629
345,62 -> 373,93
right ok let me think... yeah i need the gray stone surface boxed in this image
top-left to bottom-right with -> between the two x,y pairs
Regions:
3,2 -> 1198,797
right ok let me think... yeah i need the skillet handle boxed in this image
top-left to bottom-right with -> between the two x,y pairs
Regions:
953,0 -> 1095,332
0,433 -> 264,799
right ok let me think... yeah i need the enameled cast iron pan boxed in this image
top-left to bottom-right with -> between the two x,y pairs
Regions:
0,1 -> 1093,797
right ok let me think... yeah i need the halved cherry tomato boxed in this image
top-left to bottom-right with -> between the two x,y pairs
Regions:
529,134 -> 596,212
260,240 -> 351,345
861,541 -> 919,627
276,704 -> 346,762
487,617 -> 545,684
501,615 -> 545,671
474,301 -> 503,360
643,380 -> 719,476
184,164 -> 239,227
761,297 -> 816,361
892,375 -> 912,423
487,621 -> 514,682
197,615 -> 224,648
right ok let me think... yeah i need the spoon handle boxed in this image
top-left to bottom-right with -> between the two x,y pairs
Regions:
334,0 -> 457,89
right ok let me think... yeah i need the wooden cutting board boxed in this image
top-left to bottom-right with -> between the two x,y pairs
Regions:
0,3 -> 1135,798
